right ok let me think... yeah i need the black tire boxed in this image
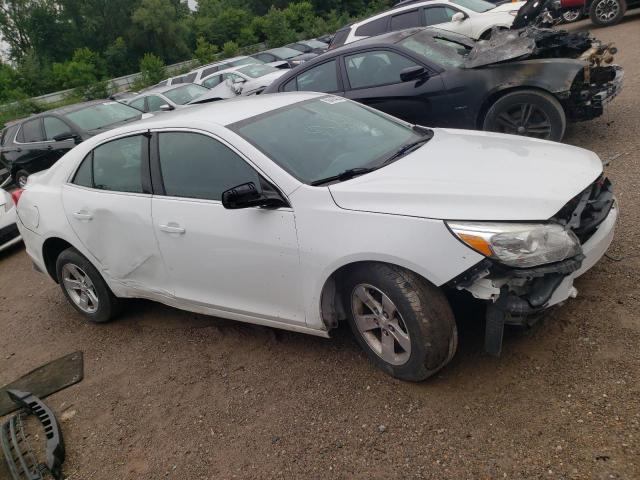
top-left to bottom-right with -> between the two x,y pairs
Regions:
589,0 -> 626,26
343,263 -> 458,382
483,89 -> 567,141
14,169 -> 29,188
55,247 -> 122,323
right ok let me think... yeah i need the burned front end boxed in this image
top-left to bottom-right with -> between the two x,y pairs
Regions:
566,45 -> 624,122
449,176 -> 616,355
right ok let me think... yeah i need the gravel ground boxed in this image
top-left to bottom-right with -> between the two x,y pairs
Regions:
1,14 -> 639,480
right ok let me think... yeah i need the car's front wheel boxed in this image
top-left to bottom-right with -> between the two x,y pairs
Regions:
344,263 -> 458,381
56,248 -> 122,323
561,8 -> 584,23
589,0 -> 626,26
483,89 -> 567,141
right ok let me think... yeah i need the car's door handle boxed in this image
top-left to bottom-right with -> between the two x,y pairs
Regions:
159,224 -> 186,234
73,211 -> 93,221
46,145 -> 53,150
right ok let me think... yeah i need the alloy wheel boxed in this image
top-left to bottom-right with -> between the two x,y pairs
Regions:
495,103 -> 553,139
62,263 -> 99,314
562,9 -> 581,22
595,0 -> 620,21
351,284 -> 411,366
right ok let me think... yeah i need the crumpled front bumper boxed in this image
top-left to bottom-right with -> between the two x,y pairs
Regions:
569,65 -> 624,122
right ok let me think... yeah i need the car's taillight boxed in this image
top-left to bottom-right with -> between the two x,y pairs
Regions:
11,188 -> 23,206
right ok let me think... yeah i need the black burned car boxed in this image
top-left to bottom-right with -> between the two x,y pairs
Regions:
0,100 -> 144,187
265,27 -> 623,141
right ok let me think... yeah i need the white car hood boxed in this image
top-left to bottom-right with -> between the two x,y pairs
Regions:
243,70 -> 288,94
328,128 -> 602,221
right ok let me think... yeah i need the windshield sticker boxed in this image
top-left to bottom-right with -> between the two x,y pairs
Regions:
321,96 -> 347,105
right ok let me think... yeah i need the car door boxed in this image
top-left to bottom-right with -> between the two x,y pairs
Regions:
341,49 -> 446,126
61,133 -> 172,295
423,5 -> 473,36
150,130 -> 305,326
42,116 -> 77,166
13,118 -> 49,175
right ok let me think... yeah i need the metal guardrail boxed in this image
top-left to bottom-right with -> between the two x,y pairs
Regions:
1,41 -> 269,108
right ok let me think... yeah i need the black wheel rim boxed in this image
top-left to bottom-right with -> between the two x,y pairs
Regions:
493,103 -> 553,139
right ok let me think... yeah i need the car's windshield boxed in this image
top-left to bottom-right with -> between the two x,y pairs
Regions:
238,64 -> 279,78
303,39 -> 328,49
231,97 -> 423,185
63,102 -> 141,131
450,0 -> 495,12
269,47 -> 303,60
399,30 -> 472,68
164,84 -> 210,105
229,57 -> 264,67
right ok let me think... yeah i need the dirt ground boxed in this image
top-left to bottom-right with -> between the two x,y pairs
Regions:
1,14 -> 640,480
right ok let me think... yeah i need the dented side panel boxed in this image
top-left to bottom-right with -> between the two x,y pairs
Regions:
61,184 -> 173,296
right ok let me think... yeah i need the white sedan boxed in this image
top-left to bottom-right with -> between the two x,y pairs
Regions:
15,93 -> 616,381
334,0 -> 524,47
197,64 -> 289,99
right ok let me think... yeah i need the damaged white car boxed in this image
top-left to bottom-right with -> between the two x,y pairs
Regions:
15,93 -> 616,381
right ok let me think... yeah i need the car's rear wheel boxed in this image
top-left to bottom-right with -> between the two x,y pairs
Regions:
14,170 -> 29,188
56,248 -> 121,323
589,0 -> 626,26
483,89 -> 567,141
343,263 -> 457,381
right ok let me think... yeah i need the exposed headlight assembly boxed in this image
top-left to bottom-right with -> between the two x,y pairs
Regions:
447,222 -> 582,268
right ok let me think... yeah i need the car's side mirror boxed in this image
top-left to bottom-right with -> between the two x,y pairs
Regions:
159,104 -> 174,112
222,182 -> 288,210
451,12 -> 466,22
400,66 -> 428,82
53,132 -> 81,144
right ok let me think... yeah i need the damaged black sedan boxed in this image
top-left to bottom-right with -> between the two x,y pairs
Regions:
265,27 -> 623,141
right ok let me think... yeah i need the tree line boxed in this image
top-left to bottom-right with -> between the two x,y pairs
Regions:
0,0 -> 392,104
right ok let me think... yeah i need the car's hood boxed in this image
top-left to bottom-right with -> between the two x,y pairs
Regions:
244,70 -> 288,93
328,128 -> 602,221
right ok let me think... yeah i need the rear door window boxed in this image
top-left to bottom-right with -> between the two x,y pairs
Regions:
1,125 -> 18,146
129,97 -> 147,112
424,6 -> 457,25
390,9 -> 423,30
202,75 -> 224,89
355,17 -> 389,37
19,119 -> 45,143
84,135 -> 145,193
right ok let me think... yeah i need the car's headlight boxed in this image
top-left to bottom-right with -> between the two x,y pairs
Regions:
447,222 -> 581,268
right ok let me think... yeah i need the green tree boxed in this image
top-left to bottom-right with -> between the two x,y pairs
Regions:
193,36 -> 219,65
131,0 -> 189,63
104,37 -> 132,77
222,40 -> 240,59
262,6 -> 296,48
134,53 -> 166,89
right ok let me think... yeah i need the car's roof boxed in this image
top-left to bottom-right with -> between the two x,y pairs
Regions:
3,100 -> 124,126
354,0 -> 453,26
120,92 -> 324,131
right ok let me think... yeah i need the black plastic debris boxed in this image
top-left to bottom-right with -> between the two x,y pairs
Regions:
0,390 -> 65,480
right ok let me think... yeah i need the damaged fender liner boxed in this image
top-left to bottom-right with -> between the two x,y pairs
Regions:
1,390 -> 65,480
450,255 -> 584,357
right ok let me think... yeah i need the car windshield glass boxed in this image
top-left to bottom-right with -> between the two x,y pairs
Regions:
450,0 -> 495,12
231,97 -> 422,185
229,57 -> 264,67
164,84 -> 210,105
63,102 -> 141,131
238,64 -> 279,78
268,47 -> 302,60
303,39 -> 328,49
399,30 -> 471,68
